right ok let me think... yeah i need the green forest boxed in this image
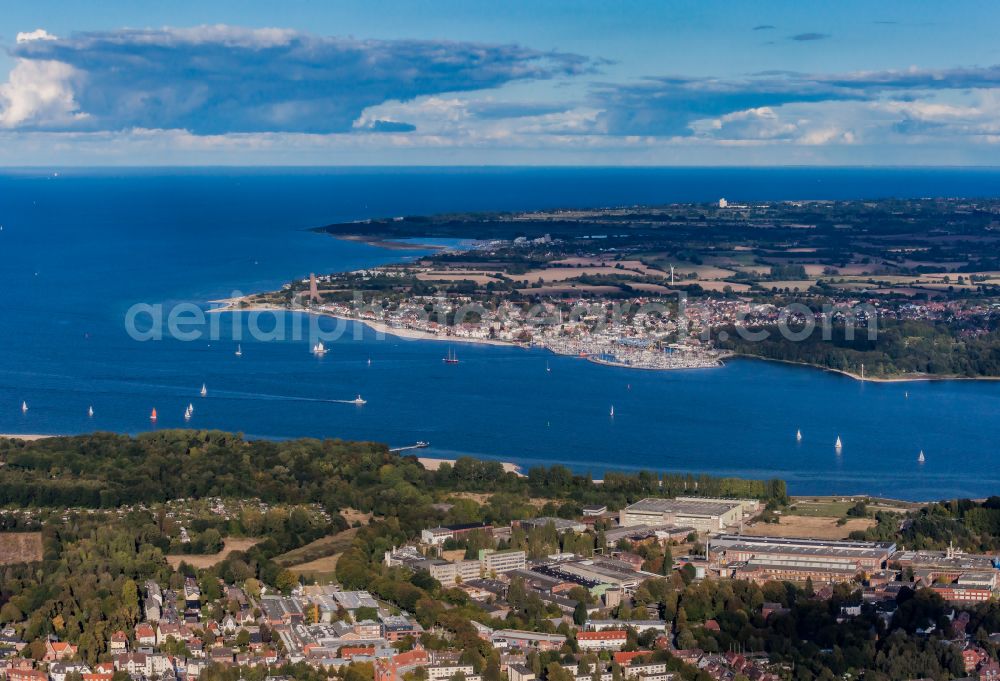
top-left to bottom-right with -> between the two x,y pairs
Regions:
855,497 -> 1000,553
0,430 -> 786,511
717,320 -> 1000,378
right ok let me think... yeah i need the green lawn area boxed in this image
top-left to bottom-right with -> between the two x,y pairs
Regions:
786,500 -> 858,517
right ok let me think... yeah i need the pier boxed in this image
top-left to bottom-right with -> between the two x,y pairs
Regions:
389,442 -> 430,453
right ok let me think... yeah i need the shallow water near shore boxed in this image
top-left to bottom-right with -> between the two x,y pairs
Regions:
2,167 -> 1000,500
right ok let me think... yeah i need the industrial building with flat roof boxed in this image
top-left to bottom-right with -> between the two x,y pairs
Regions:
708,535 -> 896,585
420,522 -> 493,546
602,523 -> 695,548
619,498 -> 745,532
515,517 -> 587,534
384,546 -> 525,585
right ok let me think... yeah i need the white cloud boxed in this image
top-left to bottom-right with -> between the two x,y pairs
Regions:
691,107 -> 799,140
0,59 -> 85,128
798,127 -> 855,145
4,25 -> 593,134
16,29 -> 58,43
356,94 -> 601,139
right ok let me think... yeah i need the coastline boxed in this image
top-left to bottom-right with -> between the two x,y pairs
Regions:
211,301 -> 1000,382
326,233 -> 448,252
0,431 -> 525,478
213,300 -> 724,369
734,354 -> 1000,383
0,432 -> 948,501
209,301 -> 514,348
417,456 -> 524,477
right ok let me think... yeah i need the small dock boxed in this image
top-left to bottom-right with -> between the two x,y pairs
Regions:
390,442 -> 429,453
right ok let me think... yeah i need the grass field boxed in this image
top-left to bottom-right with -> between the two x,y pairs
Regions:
274,527 -> 360,582
0,532 -> 43,565
340,508 -> 373,526
786,500 -> 859,517
285,555 -> 342,582
165,537 -> 260,570
744,515 -> 875,540
789,496 -> 917,516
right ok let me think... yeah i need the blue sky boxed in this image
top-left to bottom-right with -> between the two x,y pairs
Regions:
2,0 -> 1000,165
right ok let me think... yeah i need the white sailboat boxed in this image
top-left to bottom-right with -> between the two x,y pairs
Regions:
312,342 -> 327,356
835,435 -> 843,451
546,361 -> 551,373
184,405 -> 192,421
367,357 -> 372,366
918,450 -> 925,463
353,394 -> 367,405
88,405 -> 94,418
610,405 -> 615,417
200,383 -> 208,397
21,401 -> 28,413
796,429 -> 802,442
235,344 -> 242,357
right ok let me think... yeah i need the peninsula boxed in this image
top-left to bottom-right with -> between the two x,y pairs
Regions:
227,198 -> 1000,378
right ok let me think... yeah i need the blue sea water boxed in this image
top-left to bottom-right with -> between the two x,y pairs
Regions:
2,167 -> 1000,500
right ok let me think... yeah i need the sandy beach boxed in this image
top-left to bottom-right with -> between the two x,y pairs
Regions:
418,456 -> 524,476
0,434 -> 53,441
329,313 -> 513,347
211,299 -> 515,348
329,233 -> 448,252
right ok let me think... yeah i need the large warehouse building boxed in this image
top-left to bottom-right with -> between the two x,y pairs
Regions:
619,498 -> 746,532
708,535 -> 896,585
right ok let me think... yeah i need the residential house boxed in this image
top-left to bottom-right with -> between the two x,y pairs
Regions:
109,631 -> 128,654
577,631 -> 628,651
48,663 -> 91,681
43,641 -> 78,663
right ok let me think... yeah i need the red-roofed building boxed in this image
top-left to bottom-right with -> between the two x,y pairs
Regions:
44,641 -> 78,662
577,630 -> 628,651
7,669 -> 48,681
723,652 -> 748,673
83,674 -> 114,681
340,646 -> 376,660
963,646 -> 989,673
109,631 -> 128,654
612,651 -> 647,665
135,623 -> 156,647
375,646 -> 430,681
